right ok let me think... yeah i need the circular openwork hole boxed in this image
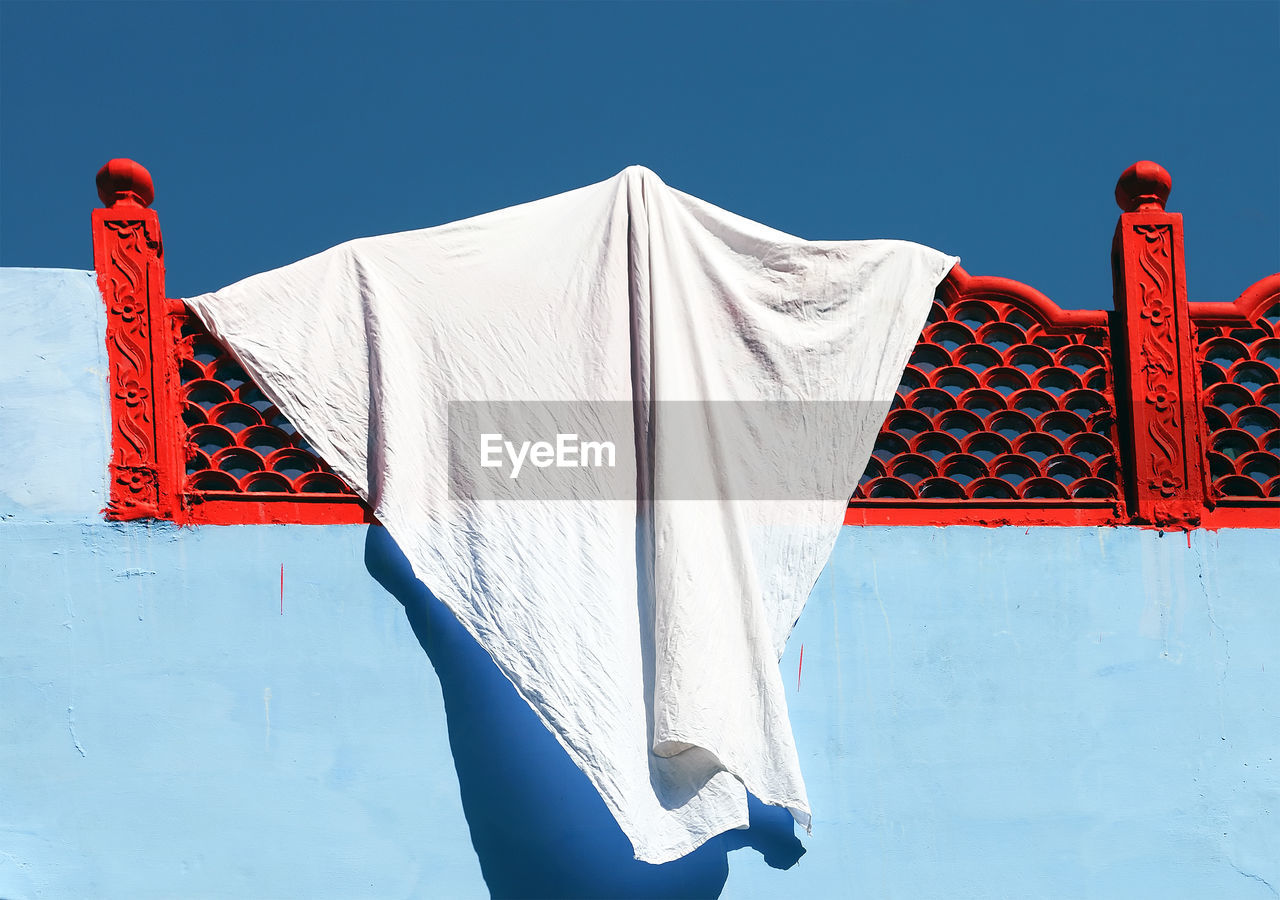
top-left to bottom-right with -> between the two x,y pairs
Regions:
1070,477 -> 1115,499
1064,432 -> 1114,463
1062,389 -> 1109,418
1269,476 -> 1280,498
1020,477 -> 1069,499
188,470 -> 238,491
1264,429 -> 1280,455
925,321 -> 976,351
1034,367 -> 1082,397
858,456 -> 885,486
1230,327 -> 1270,344
1044,454 -> 1090,485
1230,360 -> 1279,392
1203,406 -> 1231,433
975,321 -> 1026,351
1056,345 -> 1105,375
266,448 -> 322,480
1093,456 -> 1117,482
239,425 -> 292,457
179,359 -> 204,384
189,337 -> 223,367
1207,452 -> 1235,481
1201,336 -> 1249,369
266,410 -> 298,435
188,424 -> 235,456
962,431 -> 1012,463
873,432 -> 910,462
1009,388 -> 1056,419
1262,302 -> 1280,327
1032,334 -> 1071,352
210,402 -> 264,434
1212,429 -> 1258,460
1216,475 -> 1264,498
1200,361 -> 1227,387
926,301 -> 948,324
864,477 -> 915,499
1239,451 -> 1280,484
212,447 -> 264,479
1038,410 -> 1087,441
911,431 -> 961,462
184,379 -> 233,411
968,477 -> 1017,500
885,409 -> 933,439
182,403 -> 207,427
1259,384 -> 1280,413
238,385 -> 274,412
1254,337 -> 1280,369
296,472 -> 351,494
985,409 -> 1036,440
935,409 -> 984,440
910,344 -> 952,372
992,455 -> 1038,487
1233,406 -> 1280,437
1006,344 -> 1053,374
1003,309 -> 1037,330
211,359 -> 251,390
950,301 -> 999,330
982,366 -> 1031,397
891,453 -> 937,485
917,477 -> 966,499
1085,369 -> 1109,391
241,471 -> 293,493
955,343 -> 1002,373
898,366 -> 930,394
1013,433 -> 1064,462
958,388 -> 1006,418
185,450 -> 211,475
906,388 -> 956,417
932,366 -> 979,396
941,453 -> 988,485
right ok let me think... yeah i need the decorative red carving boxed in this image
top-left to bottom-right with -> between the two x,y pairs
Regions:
94,159 -> 184,520
1109,162 -> 1209,527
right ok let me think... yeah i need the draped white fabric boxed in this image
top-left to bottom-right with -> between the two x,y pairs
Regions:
185,167 -> 957,862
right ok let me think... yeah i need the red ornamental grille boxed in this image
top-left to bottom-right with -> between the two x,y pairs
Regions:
853,289 -> 1119,503
1196,299 -> 1280,500
93,157 -> 1280,528
177,315 -> 358,498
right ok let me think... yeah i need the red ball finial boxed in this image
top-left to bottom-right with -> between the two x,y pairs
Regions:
1115,161 -> 1171,213
96,158 -> 154,209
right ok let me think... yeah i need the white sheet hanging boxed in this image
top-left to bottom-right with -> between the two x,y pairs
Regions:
185,167 -> 957,863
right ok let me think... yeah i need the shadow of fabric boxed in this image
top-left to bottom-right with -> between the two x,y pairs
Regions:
364,526 -> 804,899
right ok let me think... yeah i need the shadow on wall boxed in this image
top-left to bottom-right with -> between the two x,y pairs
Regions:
364,526 -> 805,899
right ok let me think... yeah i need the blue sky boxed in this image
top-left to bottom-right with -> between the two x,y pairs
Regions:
2,1 -> 1276,308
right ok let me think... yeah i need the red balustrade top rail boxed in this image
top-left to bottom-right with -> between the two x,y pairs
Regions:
92,159 -> 1279,529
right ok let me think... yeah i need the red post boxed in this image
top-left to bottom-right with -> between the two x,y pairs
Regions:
1110,161 -> 1210,526
93,159 -> 185,520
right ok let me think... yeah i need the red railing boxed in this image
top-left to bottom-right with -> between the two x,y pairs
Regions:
93,159 -> 1279,528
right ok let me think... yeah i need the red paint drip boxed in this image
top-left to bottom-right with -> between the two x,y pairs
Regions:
797,644 -> 804,691
1186,529 -> 1192,548
280,564 -> 284,615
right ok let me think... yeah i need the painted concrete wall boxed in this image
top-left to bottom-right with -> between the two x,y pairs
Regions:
3,268 -> 1278,899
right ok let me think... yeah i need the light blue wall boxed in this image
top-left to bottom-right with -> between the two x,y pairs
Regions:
3,268 -> 1278,899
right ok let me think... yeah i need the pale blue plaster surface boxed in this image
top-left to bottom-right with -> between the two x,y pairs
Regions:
3,267 -> 1278,899
0,268 -> 108,523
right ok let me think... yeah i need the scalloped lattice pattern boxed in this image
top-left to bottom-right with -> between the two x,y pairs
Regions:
852,295 -> 1121,502
1197,302 -> 1280,500
178,316 -> 358,497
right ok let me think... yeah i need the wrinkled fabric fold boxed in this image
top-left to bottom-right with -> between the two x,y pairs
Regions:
186,167 -> 957,863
